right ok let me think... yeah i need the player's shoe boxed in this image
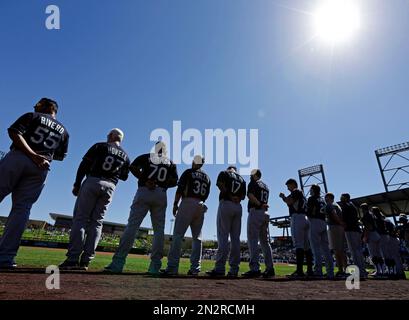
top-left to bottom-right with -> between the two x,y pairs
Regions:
146,269 -> 161,276
187,270 -> 200,276
0,262 -> 17,270
261,268 -> 275,278
226,271 -> 238,278
287,271 -> 305,279
335,271 -> 348,279
242,270 -> 261,278
59,260 -> 80,270
78,261 -> 89,271
103,265 -> 123,274
159,269 -> 178,277
206,270 -> 225,277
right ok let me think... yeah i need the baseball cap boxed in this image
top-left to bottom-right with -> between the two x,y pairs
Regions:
193,155 -> 205,165
109,128 -> 124,142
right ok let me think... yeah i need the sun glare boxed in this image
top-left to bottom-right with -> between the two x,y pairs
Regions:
313,0 -> 361,45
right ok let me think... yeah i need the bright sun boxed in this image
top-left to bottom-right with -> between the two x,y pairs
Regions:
313,0 -> 361,45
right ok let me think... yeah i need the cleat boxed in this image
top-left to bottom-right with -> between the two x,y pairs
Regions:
206,270 -> 225,277
103,265 -> 123,274
78,261 -> 89,271
226,272 -> 238,278
187,270 -> 200,276
59,260 -> 80,270
262,269 -> 276,278
159,269 -> 178,277
0,262 -> 17,270
287,271 -> 305,279
242,270 -> 262,278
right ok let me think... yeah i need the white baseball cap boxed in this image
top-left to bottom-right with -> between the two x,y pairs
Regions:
109,128 -> 124,142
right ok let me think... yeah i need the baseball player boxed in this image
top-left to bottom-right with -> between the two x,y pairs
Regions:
325,193 -> 348,277
0,98 -> 69,269
59,129 -> 130,270
161,155 -> 211,276
384,218 -> 406,279
206,166 -> 246,278
397,214 -> 409,255
306,185 -> 334,279
339,193 -> 367,278
105,141 -> 178,274
279,179 -> 313,278
242,169 -> 275,278
360,203 -> 385,277
372,207 -> 391,276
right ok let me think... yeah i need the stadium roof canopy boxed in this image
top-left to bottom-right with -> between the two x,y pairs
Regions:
49,213 -> 152,232
350,187 -> 409,217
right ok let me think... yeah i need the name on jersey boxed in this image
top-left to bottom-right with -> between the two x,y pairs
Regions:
108,146 -> 128,160
40,116 -> 65,134
192,171 -> 209,182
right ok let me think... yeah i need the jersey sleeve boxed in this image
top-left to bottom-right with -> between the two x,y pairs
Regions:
7,112 -> 34,135
83,143 -> 100,162
216,171 -> 226,188
53,131 -> 69,161
176,170 -> 189,194
247,181 -> 256,196
306,197 -> 315,216
73,144 -> 98,187
240,179 -> 247,200
119,157 -> 131,181
130,154 -> 146,172
203,176 -> 211,201
166,163 -> 178,188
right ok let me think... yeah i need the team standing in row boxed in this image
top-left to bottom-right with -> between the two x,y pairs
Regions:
0,99 -> 407,280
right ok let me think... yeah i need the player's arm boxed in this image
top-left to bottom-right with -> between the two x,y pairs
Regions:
279,193 -> 295,206
203,177 -> 211,201
329,209 -> 345,227
248,193 -> 261,207
216,172 -> 227,193
306,197 -> 314,217
53,131 -> 69,161
173,170 -> 188,215
240,180 -> 247,201
129,155 -> 145,179
166,164 -> 178,188
8,113 -> 50,170
119,157 -> 131,181
72,145 -> 97,196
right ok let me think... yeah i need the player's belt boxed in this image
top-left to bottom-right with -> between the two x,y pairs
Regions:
89,175 -> 117,185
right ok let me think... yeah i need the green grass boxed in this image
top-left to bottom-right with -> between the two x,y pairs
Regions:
15,246 -> 296,276
14,246 -> 409,277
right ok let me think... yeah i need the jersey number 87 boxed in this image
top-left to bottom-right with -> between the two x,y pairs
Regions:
102,156 -> 124,172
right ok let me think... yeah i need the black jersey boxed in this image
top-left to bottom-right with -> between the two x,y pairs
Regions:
306,195 -> 326,220
81,142 -> 130,185
131,153 -> 178,189
361,212 -> 377,232
374,215 -> 388,235
288,189 -> 307,215
216,170 -> 246,201
176,168 -> 211,201
385,219 -> 398,238
8,112 -> 69,161
247,179 -> 269,211
339,202 -> 361,232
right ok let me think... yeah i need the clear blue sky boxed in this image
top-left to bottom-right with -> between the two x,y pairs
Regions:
1,0 -> 409,240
